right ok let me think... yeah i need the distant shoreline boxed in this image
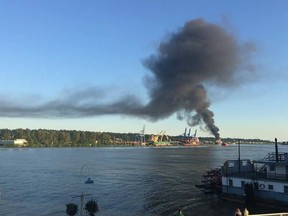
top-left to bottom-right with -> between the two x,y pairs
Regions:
0,128 -> 274,148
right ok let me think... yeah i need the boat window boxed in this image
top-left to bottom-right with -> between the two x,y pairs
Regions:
284,186 -> 288,193
254,182 -> 259,189
228,162 -> 235,168
241,181 -> 245,188
242,160 -> 248,166
229,179 -> 233,186
270,165 -> 275,171
268,185 -> 274,190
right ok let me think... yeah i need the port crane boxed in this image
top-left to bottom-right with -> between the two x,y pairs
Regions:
183,128 -> 197,138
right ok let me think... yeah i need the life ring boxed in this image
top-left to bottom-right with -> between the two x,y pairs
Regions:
259,183 -> 265,189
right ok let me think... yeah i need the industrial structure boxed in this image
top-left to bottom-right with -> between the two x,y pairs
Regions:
148,130 -> 171,146
180,128 -> 200,146
0,139 -> 28,147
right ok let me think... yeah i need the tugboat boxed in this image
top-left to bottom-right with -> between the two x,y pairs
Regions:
196,138 -> 288,210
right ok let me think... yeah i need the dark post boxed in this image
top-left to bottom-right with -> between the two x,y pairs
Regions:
238,139 -> 241,173
275,138 -> 278,162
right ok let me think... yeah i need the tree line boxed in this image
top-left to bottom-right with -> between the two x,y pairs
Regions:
0,128 -> 143,147
0,128 -> 272,147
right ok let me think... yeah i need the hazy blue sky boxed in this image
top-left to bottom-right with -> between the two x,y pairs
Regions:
0,1 -> 288,141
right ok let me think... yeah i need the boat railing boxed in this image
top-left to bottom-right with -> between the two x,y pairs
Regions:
267,173 -> 288,180
254,162 -> 266,173
223,169 -> 288,180
251,171 -> 288,180
263,152 -> 288,162
249,213 -> 288,216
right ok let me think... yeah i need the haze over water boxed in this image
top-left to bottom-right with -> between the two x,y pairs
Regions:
0,144 -> 285,216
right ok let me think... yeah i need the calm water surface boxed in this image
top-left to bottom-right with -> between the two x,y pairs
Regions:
0,144 -> 286,216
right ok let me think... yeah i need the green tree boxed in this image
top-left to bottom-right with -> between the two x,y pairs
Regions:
0,129 -> 13,140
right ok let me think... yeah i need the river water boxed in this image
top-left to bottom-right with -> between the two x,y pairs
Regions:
0,144 -> 286,216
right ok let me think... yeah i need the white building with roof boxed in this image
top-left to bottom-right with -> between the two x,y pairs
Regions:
0,139 -> 28,147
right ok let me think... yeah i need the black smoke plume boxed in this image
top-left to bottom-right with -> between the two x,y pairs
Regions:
0,19 -> 255,138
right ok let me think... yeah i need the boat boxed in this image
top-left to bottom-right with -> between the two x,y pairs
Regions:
181,137 -> 200,146
215,138 -> 228,146
85,177 -> 94,184
196,138 -> 288,210
152,141 -> 172,146
180,128 -> 200,146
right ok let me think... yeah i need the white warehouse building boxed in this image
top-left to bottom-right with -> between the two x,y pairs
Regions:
0,139 -> 28,147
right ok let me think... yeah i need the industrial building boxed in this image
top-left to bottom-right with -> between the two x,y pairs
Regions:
0,139 -> 28,147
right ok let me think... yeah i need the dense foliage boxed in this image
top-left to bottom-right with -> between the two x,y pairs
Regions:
0,128 -> 272,147
85,200 -> 99,216
66,203 -> 78,216
0,128 -> 143,147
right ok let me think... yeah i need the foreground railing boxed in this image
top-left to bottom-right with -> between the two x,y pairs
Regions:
249,213 -> 288,216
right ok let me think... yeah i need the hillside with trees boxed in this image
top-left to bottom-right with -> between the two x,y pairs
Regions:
0,128 -> 272,147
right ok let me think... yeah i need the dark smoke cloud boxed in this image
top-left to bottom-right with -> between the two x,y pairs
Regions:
0,19 -> 255,138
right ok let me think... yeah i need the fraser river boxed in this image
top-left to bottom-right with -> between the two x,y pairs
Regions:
0,144 -> 285,216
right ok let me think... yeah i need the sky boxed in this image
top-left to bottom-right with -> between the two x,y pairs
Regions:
0,1 -> 288,141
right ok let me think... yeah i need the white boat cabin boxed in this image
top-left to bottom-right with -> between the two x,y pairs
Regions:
221,152 -> 288,203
